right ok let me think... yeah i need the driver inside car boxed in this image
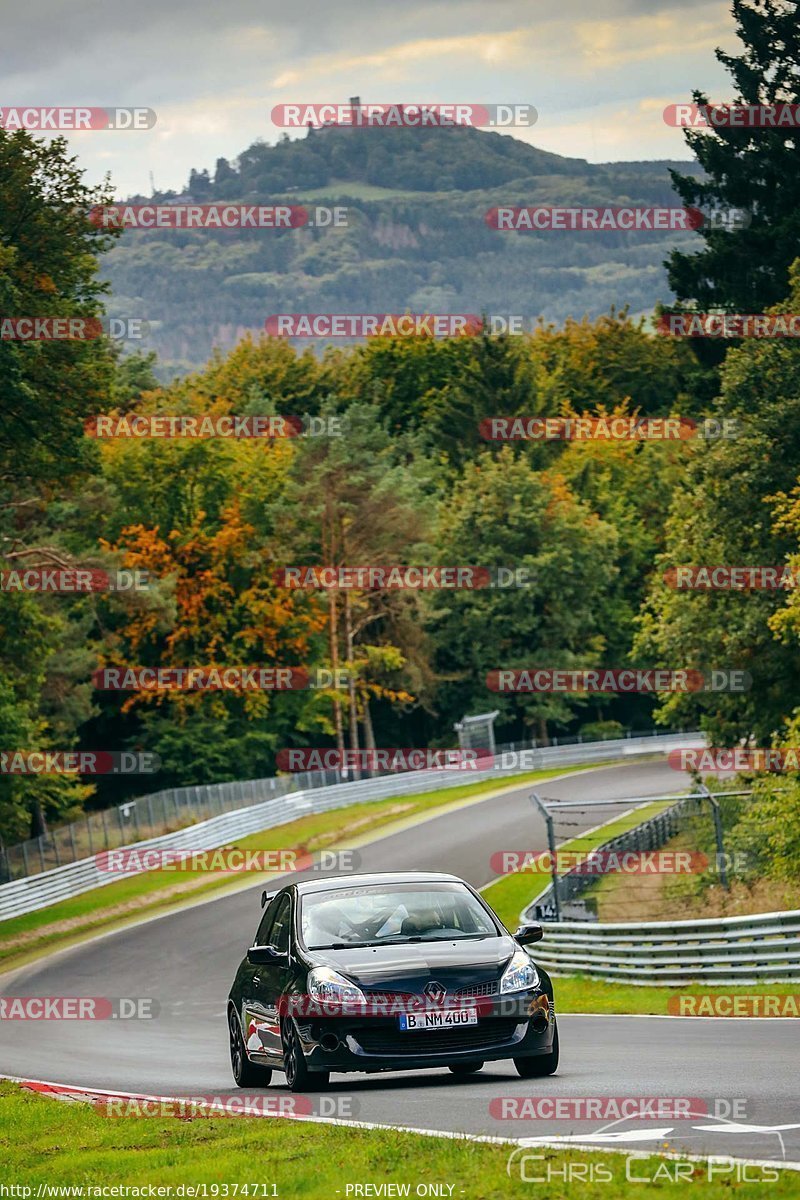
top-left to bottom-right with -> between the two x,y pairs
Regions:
400,907 -> 447,936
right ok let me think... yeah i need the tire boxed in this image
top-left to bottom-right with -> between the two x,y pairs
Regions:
448,1062 -> 484,1076
228,1006 -> 273,1088
282,1018 -> 330,1093
514,1021 -> 559,1078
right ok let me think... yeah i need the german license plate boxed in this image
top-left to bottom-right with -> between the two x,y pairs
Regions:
398,1008 -> 478,1031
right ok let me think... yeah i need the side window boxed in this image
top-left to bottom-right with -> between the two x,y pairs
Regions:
269,896 -> 292,954
254,894 -> 281,945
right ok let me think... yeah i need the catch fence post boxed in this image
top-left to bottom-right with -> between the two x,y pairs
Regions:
700,783 -> 729,890
530,791 -> 561,921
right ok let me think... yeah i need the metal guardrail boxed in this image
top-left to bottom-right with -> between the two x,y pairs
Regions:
0,731 -> 700,922
530,910 -> 800,986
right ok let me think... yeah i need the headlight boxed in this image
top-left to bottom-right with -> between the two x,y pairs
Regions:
307,967 -> 366,1006
500,949 -> 539,994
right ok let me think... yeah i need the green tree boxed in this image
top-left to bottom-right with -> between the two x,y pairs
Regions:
277,401 -> 432,758
0,130 -> 119,840
430,448 -> 619,742
667,0 -> 800,311
636,263 -> 800,743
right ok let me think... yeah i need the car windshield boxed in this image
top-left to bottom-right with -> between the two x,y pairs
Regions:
300,882 -> 498,950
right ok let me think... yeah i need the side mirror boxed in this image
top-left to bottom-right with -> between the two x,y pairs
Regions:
514,923 -> 543,946
247,944 -> 288,965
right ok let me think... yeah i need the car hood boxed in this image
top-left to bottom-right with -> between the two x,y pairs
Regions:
305,935 -> 517,990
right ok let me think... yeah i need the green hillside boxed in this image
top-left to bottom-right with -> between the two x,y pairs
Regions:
104,122 -> 703,372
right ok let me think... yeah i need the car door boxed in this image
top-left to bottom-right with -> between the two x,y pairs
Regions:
241,893 -> 286,1062
245,893 -> 294,1060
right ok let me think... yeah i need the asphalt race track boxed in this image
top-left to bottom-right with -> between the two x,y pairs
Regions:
2,761 -> 799,1166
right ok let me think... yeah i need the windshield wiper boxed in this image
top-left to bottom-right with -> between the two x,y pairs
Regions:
309,937 -> 419,950
309,933 -> 492,950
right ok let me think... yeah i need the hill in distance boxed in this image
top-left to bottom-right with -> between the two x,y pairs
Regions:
103,118 -> 704,374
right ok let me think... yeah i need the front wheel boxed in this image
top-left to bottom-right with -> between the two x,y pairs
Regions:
228,1007 -> 273,1088
514,1021 -> 559,1078
282,1019 -> 330,1093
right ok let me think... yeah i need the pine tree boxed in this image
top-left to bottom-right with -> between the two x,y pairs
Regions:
666,0 -> 800,311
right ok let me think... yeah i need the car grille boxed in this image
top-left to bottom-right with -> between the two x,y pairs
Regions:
455,980 -> 499,998
363,991 -> 415,1004
363,981 -> 500,1002
351,1017 -> 520,1056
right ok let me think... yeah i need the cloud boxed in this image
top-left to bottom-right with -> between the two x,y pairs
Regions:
2,0 -> 737,194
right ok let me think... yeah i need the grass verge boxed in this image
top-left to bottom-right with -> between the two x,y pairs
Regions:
580,826 -> 800,922
0,766 -> 590,974
551,976 -> 800,1014
0,1082 -> 794,1197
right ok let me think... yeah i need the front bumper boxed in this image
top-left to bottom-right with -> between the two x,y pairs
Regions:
292,989 -> 555,1074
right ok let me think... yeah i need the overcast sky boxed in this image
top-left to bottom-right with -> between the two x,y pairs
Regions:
3,0 -> 740,196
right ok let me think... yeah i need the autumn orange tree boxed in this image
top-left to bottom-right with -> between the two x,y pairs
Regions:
89,361 -> 331,789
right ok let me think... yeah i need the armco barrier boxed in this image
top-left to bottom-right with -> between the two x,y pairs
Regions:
0,732 -> 700,921
529,910 -> 800,986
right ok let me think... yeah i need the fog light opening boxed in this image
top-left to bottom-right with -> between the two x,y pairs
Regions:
320,1032 -> 340,1052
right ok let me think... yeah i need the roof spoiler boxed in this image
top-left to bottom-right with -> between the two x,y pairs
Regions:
261,889 -> 276,909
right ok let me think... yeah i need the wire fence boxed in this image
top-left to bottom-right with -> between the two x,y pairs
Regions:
524,786 -> 759,924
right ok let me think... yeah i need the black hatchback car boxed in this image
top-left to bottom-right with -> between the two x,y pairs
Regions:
227,871 -> 558,1091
